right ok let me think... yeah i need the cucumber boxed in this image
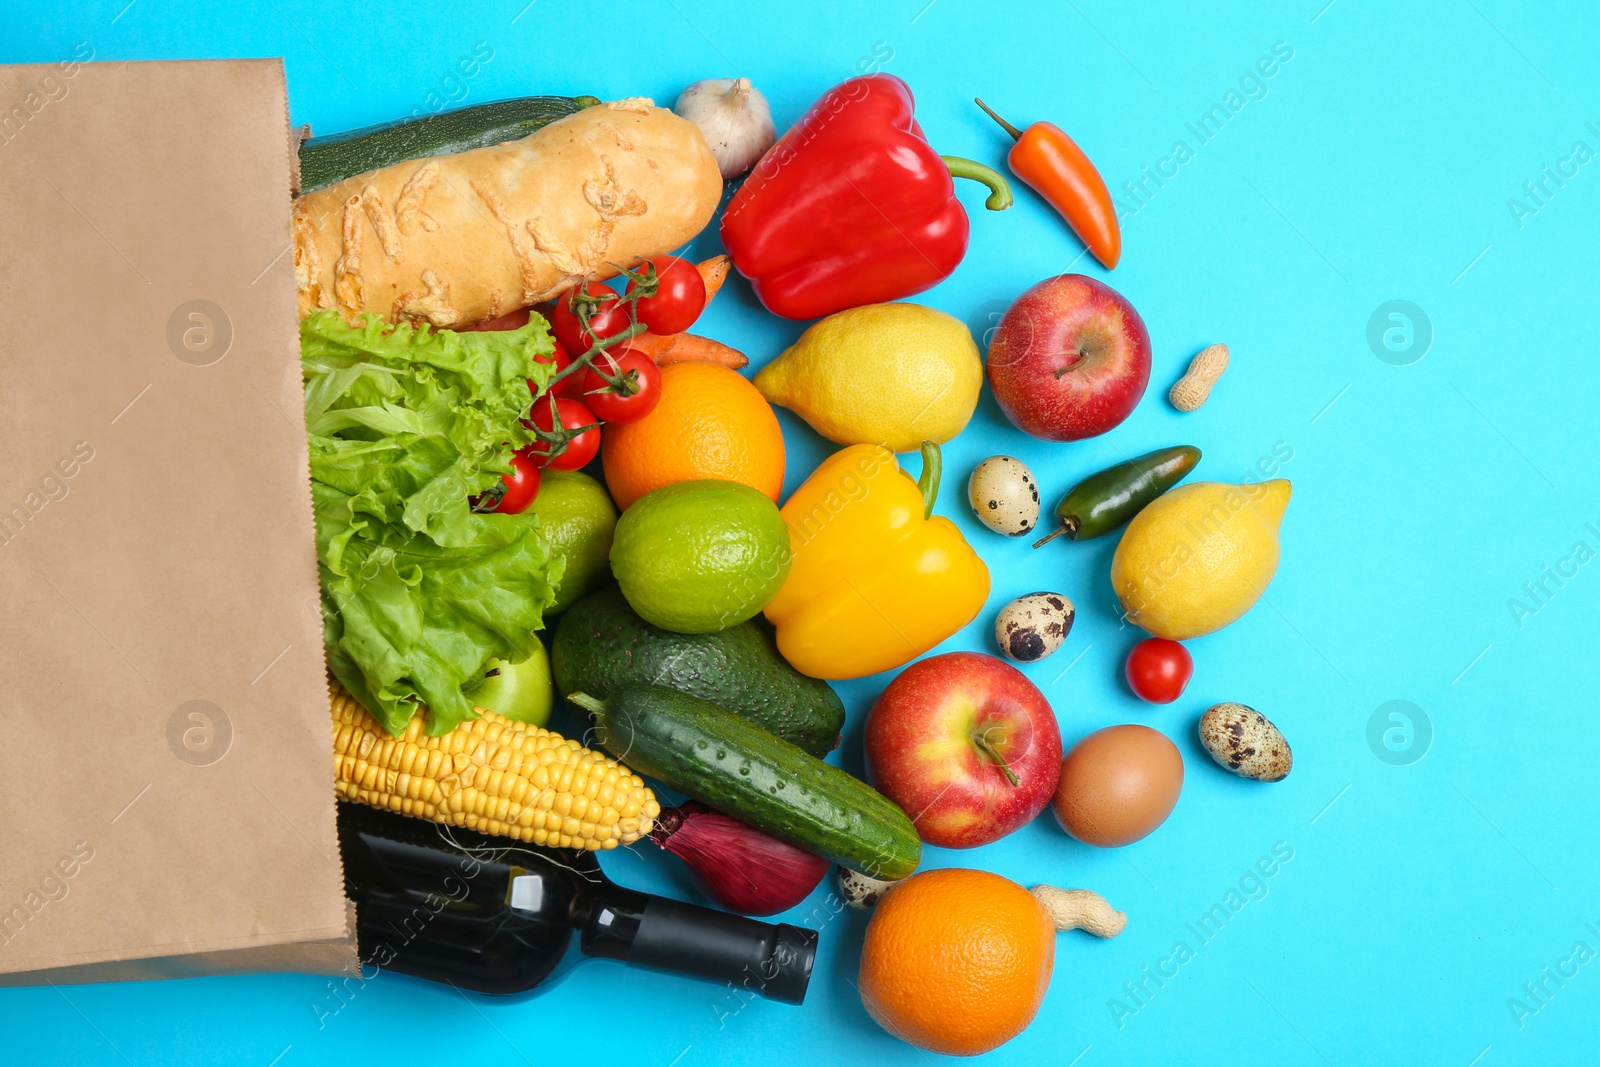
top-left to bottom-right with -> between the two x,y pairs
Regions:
298,94 -> 601,193
573,686 -> 921,880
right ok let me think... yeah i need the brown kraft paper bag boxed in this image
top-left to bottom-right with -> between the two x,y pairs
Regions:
0,57 -> 356,984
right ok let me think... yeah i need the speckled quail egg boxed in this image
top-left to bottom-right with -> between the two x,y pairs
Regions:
1198,702 -> 1292,782
837,866 -> 901,909
994,592 -> 1075,663
967,456 -> 1040,536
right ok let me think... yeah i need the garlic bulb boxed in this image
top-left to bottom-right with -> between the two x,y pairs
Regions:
674,77 -> 776,180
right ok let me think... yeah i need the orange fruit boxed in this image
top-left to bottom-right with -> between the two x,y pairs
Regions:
858,868 -> 1055,1056
601,362 -> 785,510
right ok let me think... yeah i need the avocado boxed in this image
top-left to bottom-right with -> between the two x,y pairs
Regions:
552,586 -> 845,757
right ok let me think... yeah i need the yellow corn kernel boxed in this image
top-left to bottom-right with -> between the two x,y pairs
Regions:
329,684 -> 658,850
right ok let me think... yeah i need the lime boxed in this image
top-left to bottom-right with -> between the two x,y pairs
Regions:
611,480 -> 791,634
520,470 -> 618,614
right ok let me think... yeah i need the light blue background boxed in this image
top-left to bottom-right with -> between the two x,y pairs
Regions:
6,1 -> 1598,1063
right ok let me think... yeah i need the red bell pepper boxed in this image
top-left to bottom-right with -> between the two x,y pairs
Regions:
721,74 -> 1012,321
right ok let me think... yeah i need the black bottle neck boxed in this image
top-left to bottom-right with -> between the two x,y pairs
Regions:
578,885 -> 815,1004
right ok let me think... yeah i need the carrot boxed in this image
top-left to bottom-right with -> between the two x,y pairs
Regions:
630,331 -> 748,369
696,255 -> 731,307
625,332 -> 674,360
658,333 -> 747,369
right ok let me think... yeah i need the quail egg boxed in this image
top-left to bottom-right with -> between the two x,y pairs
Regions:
967,456 -> 1040,536
994,592 -> 1075,663
1198,702 -> 1292,782
837,866 -> 901,909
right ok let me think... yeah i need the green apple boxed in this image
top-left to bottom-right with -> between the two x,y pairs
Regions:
466,639 -> 553,725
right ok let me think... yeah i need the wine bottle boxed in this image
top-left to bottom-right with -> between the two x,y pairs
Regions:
336,801 -> 817,1002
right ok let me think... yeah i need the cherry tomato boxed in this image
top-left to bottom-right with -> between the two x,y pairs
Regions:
526,339 -> 591,401
1124,639 -> 1193,704
581,346 -> 662,424
627,256 -> 706,335
536,337 -> 571,373
527,396 -> 601,471
551,282 -> 630,357
472,449 -> 541,514
527,340 -> 570,396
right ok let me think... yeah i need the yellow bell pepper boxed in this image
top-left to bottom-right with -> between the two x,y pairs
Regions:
764,442 -> 990,680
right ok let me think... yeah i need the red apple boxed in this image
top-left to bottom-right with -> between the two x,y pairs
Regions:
865,651 -> 1062,848
986,274 -> 1151,440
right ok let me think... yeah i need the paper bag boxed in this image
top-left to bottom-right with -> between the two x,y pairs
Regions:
0,58 -> 355,983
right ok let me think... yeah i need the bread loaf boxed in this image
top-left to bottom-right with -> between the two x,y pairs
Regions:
291,98 -> 722,326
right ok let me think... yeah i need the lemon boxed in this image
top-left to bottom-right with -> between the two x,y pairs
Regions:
1111,480 -> 1291,640
610,480 -> 791,634
754,302 -> 982,453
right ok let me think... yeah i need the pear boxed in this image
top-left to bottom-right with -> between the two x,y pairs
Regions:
1110,480 -> 1290,640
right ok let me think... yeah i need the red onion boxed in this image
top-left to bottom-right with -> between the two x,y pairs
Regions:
650,803 -> 829,916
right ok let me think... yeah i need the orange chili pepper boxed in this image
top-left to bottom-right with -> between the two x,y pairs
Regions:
975,98 -> 1121,269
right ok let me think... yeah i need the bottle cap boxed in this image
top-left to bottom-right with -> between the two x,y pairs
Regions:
761,922 -> 818,1005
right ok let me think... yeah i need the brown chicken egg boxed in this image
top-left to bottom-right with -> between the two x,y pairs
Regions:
1051,724 -> 1184,846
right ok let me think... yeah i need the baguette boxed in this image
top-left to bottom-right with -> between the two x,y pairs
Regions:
291,98 -> 721,326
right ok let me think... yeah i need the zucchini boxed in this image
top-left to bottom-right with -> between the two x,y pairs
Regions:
298,94 -> 602,193
572,686 -> 921,880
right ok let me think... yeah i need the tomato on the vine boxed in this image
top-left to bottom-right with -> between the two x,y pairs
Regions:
472,449 -> 541,514
528,338 -> 572,398
551,282 -> 630,356
1124,639 -> 1193,704
627,256 -> 706,335
580,346 -> 662,424
527,396 -> 601,471
527,339 -> 592,401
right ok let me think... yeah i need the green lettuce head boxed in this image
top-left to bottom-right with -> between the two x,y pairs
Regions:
302,312 -> 562,736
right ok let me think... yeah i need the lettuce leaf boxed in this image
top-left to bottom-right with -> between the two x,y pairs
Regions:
302,311 -> 562,736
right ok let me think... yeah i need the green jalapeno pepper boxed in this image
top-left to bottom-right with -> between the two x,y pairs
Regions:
1033,445 -> 1201,547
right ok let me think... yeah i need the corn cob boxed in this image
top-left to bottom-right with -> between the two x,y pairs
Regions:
330,685 -> 659,849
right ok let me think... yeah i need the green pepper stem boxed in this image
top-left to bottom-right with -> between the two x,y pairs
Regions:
973,98 -> 1024,141
941,156 -> 1013,211
917,441 -> 942,520
1032,518 -> 1078,549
